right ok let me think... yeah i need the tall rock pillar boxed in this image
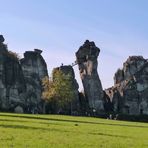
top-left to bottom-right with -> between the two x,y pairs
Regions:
21,49 -> 48,113
76,40 -> 104,112
0,35 -> 26,112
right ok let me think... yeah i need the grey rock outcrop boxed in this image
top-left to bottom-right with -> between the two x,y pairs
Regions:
21,49 -> 48,113
0,36 -> 26,112
105,56 -> 148,115
0,36 -> 48,113
76,40 -> 104,112
14,105 -> 24,113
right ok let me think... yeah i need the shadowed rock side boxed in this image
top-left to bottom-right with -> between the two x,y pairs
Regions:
0,36 -> 48,113
0,36 -> 26,112
105,56 -> 148,115
76,40 -> 104,113
21,49 -> 48,113
51,65 -> 79,114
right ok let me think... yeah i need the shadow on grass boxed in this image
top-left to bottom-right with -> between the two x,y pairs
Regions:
0,118 -> 28,123
0,124 -> 132,141
0,124 -> 69,133
0,123 -> 132,139
89,132 -> 131,138
0,118 -> 60,126
0,113 -> 148,129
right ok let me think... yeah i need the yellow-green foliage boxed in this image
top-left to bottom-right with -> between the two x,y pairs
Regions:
42,70 -> 75,107
7,50 -> 20,60
0,113 -> 148,148
42,76 -> 55,101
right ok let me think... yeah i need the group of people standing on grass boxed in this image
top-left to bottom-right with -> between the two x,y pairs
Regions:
107,114 -> 119,120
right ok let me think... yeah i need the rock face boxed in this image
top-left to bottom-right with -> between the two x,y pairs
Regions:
0,35 -> 5,43
105,56 -> 148,115
0,36 -> 48,113
0,36 -> 26,112
52,65 -> 79,114
21,49 -> 48,113
1,35 -> 148,116
76,40 -> 104,112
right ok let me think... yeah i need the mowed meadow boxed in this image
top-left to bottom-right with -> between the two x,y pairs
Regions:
0,113 -> 148,148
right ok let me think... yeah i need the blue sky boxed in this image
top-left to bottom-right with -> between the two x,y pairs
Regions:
1,0 -> 148,90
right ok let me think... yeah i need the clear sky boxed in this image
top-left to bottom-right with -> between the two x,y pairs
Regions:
1,0 -> 148,90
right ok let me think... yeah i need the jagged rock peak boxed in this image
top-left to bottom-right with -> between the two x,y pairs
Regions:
123,56 -> 147,71
83,40 -> 96,47
106,56 -> 148,115
34,49 -> 42,54
0,35 -> 5,43
23,49 -> 43,57
76,40 -> 100,64
114,56 -> 147,84
125,56 -> 146,63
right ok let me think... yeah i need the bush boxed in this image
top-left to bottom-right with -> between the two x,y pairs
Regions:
7,50 -> 21,60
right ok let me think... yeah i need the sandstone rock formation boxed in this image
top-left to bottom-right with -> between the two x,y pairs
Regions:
0,36 -> 48,113
76,40 -> 104,112
0,35 -> 26,112
21,49 -> 48,113
1,35 -> 148,117
105,56 -> 148,115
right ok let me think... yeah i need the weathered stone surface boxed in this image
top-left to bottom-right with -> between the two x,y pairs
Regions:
0,36 -> 48,113
78,91 -> 90,115
0,36 -> 26,112
14,105 -> 24,113
114,56 -> 147,84
2,35 -> 148,116
105,56 -> 148,115
76,40 -> 104,112
21,49 -> 48,113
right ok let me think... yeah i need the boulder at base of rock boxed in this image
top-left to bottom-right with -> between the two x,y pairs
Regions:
14,106 -> 24,113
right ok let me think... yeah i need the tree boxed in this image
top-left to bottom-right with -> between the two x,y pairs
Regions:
42,69 -> 75,113
42,76 -> 55,101
8,50 -> 21,60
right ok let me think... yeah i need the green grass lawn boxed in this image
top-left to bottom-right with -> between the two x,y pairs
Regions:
0,113 -> 148,148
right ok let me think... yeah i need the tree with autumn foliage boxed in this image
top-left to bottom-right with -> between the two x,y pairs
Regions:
42,69 -> 75,113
